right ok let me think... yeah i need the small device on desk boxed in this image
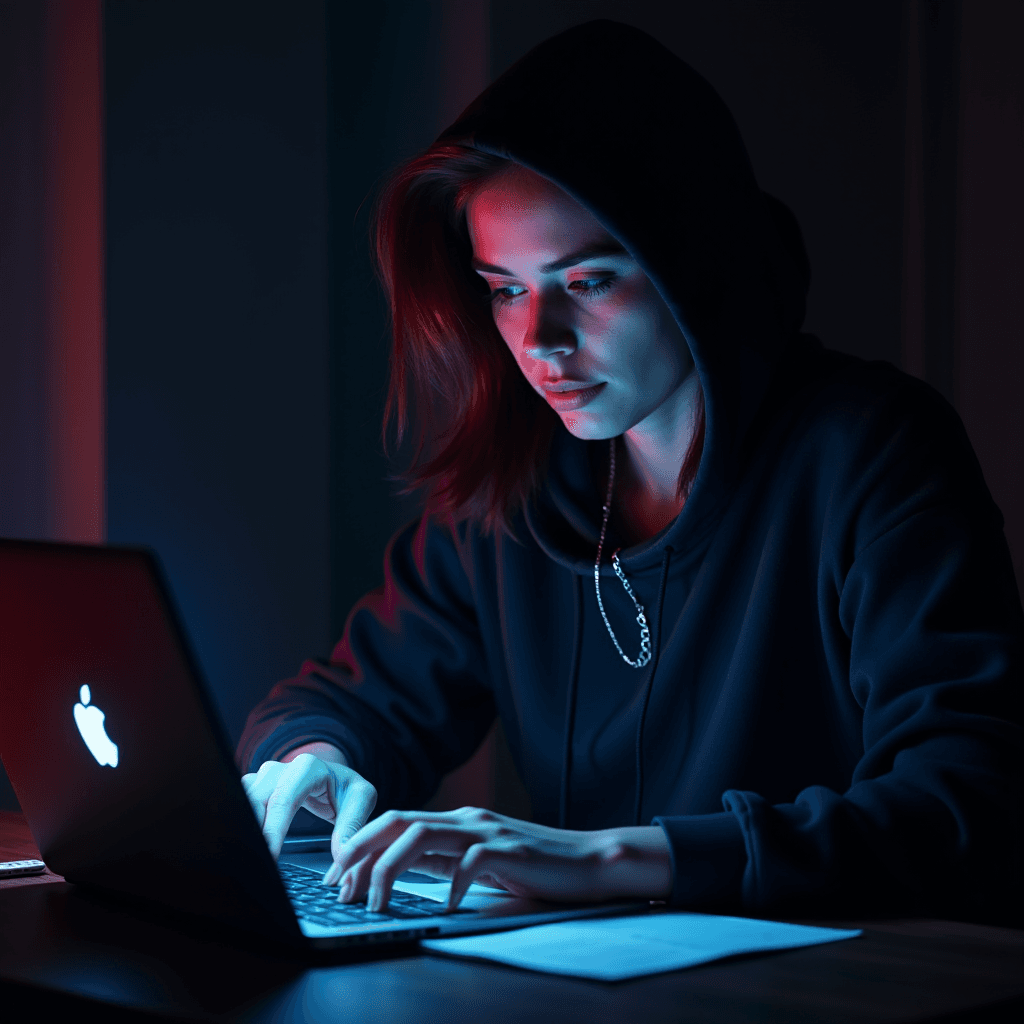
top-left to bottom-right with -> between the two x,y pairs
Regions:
0,860 -> 46,879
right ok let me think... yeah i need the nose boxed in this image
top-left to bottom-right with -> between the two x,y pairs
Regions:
521,288 -> 576,361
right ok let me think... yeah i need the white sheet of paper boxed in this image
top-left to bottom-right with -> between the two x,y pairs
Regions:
420,911 -> 861,981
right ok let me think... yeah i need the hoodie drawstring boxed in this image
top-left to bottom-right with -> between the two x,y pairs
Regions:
559,547 -> 673,830
634,546 -> 673,826
559,570 -> 584,829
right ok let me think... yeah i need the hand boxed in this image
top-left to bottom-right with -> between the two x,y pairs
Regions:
242,752 -> 377,862
324,806 -> 672,913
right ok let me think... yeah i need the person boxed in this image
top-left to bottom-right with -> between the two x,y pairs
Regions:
238,20 -> 1022,923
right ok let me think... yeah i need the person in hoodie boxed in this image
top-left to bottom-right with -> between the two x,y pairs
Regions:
239,21 -> 1022,922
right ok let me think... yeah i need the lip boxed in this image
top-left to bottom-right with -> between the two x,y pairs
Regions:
542,381 -> 606,410
541,379 -> 595,393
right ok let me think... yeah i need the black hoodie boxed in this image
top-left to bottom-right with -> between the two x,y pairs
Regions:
239,22 -> 1022,922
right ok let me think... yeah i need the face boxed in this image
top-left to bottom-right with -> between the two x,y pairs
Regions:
465,165 -> 694,442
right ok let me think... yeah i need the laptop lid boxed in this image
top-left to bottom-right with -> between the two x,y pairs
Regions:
0,540 -> 652,951
0,539 -> 303,947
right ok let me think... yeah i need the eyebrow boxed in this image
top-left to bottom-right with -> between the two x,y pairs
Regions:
471,239 -> 630,275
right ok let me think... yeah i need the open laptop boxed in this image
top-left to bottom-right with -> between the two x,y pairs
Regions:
0,539 -> 651,953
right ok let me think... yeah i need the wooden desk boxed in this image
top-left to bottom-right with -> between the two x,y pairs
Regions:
2,811 -> 1022,1023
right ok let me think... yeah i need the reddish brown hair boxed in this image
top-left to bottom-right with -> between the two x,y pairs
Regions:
372,143 -> 705,541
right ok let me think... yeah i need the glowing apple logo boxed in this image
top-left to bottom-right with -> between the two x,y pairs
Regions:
73,684 -> 119,767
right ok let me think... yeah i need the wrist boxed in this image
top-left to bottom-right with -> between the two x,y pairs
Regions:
281,741 -> 348,767
593,825 -> 673,901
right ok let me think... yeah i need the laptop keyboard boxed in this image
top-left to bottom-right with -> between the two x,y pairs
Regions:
279,862 -> 461,927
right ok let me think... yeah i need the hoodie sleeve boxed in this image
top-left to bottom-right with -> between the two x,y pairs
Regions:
660,376 -> 1023,923
236,513 -> 496,812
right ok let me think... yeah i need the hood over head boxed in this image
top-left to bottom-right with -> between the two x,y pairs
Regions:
437,19 -> 810,571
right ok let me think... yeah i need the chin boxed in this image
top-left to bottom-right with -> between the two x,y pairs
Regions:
559,414 -> 619,441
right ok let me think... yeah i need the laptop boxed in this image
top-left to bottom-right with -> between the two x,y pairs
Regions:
0,539 -> 651,952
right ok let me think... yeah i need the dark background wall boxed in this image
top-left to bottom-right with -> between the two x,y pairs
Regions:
1,0 -> 1020,813
102,0 -> 333,767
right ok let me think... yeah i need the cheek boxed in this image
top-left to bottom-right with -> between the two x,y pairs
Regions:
492,304 -> 529,352
593,280 -> 665,347
598,286 -> 688,389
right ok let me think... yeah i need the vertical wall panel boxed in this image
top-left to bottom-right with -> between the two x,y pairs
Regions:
906,0 -> 1023,591
0,0 -> 104,810
918,0 -> 962,407
47,0 -> 105,543
0,2 -> 48,548
0,0 -> 104,546
440,0 -> 490,126
956,0 -> 1024,591
901,1 -> 926,381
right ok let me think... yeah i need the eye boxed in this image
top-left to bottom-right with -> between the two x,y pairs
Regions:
487,276 -> 615,308
489,285 -> 527,306
569,276 -> 614,298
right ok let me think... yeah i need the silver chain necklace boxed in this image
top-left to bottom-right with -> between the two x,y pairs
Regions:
594,437 -> 652,668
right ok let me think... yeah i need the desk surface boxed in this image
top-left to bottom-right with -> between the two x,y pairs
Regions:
2,811 -> 1022,1023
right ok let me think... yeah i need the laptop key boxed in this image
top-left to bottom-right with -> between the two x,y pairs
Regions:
282,864 -> 471,923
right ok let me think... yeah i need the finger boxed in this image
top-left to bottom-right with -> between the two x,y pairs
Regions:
447,842 -> 512,912
241,773 -> 263,825
475,876 -> 510,891
406,852 -> 460,879
407,855 -> 507,888
242,762 -> 284,829
329,808 -> 478,887
365,823 -> 475,912
336,848 -> 379,904
338,824 -> 472,905
327,776 -> 377,869
262,757 -> 334,860
324,779 -> 377,886
333,809 -> 421,896
328,808 -> 410,881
